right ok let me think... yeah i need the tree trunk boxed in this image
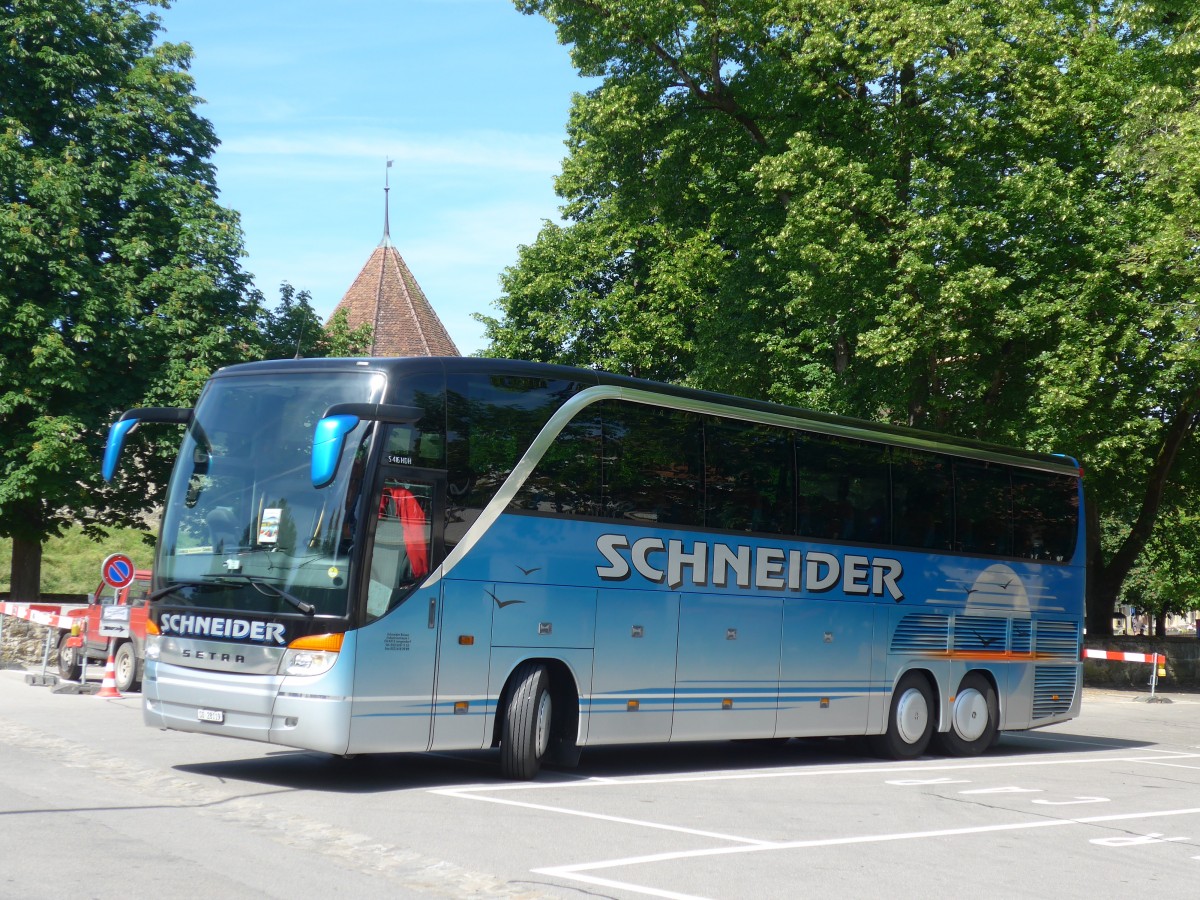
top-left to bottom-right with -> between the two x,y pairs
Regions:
9,536 -> 43,600
1084,393 -> 1200,638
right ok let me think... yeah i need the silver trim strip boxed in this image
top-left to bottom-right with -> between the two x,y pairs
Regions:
424,384 -> 1078,586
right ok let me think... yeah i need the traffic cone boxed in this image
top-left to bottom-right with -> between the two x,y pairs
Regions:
96,644 -> 123,699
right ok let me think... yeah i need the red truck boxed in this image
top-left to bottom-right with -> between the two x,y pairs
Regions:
56,569 -> 152,693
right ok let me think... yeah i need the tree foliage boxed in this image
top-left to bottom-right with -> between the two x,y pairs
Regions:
320,306 -> 374,358
0,0 -> 261,594
257,282 -> 374,360
484,0 -> 1200,630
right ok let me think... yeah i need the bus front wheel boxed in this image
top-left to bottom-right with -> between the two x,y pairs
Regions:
870,671 -> 934,760
932,672 -> 998,757
501,663 -> 552,780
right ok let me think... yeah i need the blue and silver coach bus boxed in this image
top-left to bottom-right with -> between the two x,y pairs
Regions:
103,357 -> 1084,778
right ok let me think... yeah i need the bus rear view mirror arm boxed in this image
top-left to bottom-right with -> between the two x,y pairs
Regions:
103,407 -> 193,482
310,403 -> 424,489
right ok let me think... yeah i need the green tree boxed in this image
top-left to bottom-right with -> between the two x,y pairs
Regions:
0,0 -> 262,597
319,306 -> 374,358
258,282 -> 326,360
257,282 -> 375,359
487,0 -> 1200,633
1117,502 -> 1200,635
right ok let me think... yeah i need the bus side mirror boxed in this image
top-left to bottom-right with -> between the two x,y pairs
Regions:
103,419 -> 139,482
310,403 -> 424,489
311,415 -> 361,489
102,407 -> 192,481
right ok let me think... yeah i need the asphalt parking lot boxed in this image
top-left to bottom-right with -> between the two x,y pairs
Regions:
1,668 -> 1197,899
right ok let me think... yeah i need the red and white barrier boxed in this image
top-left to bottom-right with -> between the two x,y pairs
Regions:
1082,648 -> 1168,699
1082,648 -> 1167,664
1,601 -> 85,631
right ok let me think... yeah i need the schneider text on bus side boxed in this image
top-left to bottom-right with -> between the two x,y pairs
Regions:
594,534 -> 905,600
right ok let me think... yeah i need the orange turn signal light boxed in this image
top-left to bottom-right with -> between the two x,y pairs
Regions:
287,633 -> 344,652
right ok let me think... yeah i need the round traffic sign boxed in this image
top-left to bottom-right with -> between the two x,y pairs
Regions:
101,553 -> 136,590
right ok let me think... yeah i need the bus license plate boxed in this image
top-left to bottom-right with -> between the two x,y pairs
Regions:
197,708 -> 225,724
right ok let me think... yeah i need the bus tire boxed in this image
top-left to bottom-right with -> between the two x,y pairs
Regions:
57,633 -> 82,682
932,672 -> 998,757
114,642 -> 140,693
501,663 -> 551,780
870,671 -> 934,760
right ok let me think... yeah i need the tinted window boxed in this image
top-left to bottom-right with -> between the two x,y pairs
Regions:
1012,470 -> 1078,561
796,434 -> 890,543
513,409 -> 602,516
601,401 -> 703,526
705,419 -> 794,534
445,373 -> 590,547
892,450 -> 954,550
955,461 -> 1012,556
384,371 -> 446,468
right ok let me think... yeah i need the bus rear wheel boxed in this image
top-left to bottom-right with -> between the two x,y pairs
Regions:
932,672 -> 998,757
870,671 -> 934,760
501,663 -> 552,780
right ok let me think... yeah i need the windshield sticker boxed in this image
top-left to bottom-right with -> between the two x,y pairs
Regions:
258,509 -> 281,544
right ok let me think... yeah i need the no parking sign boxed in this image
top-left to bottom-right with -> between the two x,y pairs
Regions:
101,553 -> 135,590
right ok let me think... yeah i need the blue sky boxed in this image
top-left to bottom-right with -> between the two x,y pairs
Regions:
155,0 -> 589,356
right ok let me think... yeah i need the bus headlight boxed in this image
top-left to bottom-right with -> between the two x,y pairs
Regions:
279,632 -> 344,677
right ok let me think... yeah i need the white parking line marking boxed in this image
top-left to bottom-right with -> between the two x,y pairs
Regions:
433,751 -> 1200,899
533,806 -> 1200,898
431,788 -> 774,846
532,869 -> 712,900
959,786 -> 1043,795
439,749 -> 1200,796
1005,733 -> 1159,750
887,777 -> 971,785
1090,832 -> 1189,847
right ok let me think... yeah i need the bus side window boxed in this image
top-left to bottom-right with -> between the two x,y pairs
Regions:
892,450 -> 953,551
366,480 -> 432,621
954,461 -> 1013,556
1013,470 -> 1078,561
705,418 -> 794,534
600,401 -> 703,527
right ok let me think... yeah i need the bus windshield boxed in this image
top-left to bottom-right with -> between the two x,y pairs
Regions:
156,369 -> 385,618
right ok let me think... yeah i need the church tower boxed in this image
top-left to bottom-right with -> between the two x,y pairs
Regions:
326,165 -> 460,357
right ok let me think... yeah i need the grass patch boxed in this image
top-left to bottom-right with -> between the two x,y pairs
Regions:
1,526 -> 156,594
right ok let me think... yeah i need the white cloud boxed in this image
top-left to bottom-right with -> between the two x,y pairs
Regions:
220,130 -> 565,175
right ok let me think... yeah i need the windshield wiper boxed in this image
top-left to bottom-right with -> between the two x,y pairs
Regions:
148,580 -> 225,603
204,574 -> 316,615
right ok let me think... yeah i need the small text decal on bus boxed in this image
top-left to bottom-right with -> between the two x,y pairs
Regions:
159,614 -> 288,644
595,534 -> 905,601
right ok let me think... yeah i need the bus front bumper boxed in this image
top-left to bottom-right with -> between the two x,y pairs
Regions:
143,658 -> 352,755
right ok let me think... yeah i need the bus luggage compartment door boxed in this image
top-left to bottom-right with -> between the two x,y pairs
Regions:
587,588 -> 679,745
672,593 -> 783,741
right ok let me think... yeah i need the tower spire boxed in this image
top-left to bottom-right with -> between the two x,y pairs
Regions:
381,158 -> 393,247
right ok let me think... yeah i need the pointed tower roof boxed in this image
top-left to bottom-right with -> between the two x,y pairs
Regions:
326,166 -> 460,357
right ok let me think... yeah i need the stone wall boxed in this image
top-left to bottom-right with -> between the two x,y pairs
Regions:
1084,636 -> 1200,689
0,619 -> 59,669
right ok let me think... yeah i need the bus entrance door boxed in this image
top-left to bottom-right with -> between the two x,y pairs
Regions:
348,472 -> 444,753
